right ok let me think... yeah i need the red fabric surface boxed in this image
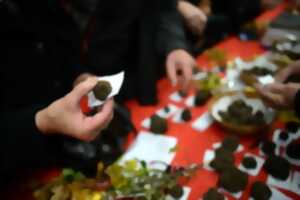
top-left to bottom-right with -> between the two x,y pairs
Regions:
4,2 -> 300,200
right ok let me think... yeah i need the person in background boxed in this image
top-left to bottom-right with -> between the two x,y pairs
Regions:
178,0 -> 282,54
0,0 -> 194,182
73,0 -> 196,105
255,60 -> 300,116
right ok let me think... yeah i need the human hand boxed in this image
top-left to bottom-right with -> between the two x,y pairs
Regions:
36,78 -> 114,142
254,82 -> 300,109
275,60 -> 300,83
166,49 -> 196,92
178,1 -> 207,35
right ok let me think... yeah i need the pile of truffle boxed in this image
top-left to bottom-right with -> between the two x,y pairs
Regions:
202,136 -> 278,200
219,100 -> 265,126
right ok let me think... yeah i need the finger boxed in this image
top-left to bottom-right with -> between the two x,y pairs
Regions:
166,59 -> 178,86
70,77 -> 98,103
265,83 -> 286,94
180,63 -> 193,92
275,68 -> 291,83
85,99 -> 114,132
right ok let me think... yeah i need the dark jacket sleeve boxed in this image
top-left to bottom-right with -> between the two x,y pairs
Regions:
156,0 -> 189,57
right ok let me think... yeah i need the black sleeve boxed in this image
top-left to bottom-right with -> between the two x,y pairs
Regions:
294,90 -> 300,117
0,105 -> 56,177
156,0 -> 189,57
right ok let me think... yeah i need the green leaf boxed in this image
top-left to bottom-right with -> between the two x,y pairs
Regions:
169,145 -> 179,153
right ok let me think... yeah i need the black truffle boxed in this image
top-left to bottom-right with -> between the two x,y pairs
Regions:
164,106 -> 170,113
250,181 -> 272,200
178,90 -> 187,98
279,131 -> 289,141
286,122 -> 300,134
93,81 -> 112,101
263,155 -> 291,181
222,136 -> 239,152
203,188 -> 225,200
242,156 -> 257,169
261,141 -> 276,156
169,185 -> 184,199
181,108 -> 192,122
194,90 -> 211,106
245,67 -> 273,76
218,167 -> 248,193
219,100 -> 265,126
286,142 -> 300,159
150,115 -> 168,134
210,148 -> 235,173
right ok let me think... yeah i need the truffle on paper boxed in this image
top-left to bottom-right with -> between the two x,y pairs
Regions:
250,181 -> 272,200
261,141 -> 276,156
286,142 -> 300,159
263,155 -> 291,181
93,80 -> 112,101
210,147 -> 235,173
218,167 -> 248,193
181,108 -> 192,122
150,115 -> 168,134
242,156 -> 257,169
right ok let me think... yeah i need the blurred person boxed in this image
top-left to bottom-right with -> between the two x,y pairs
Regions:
255,60 -> 300,115
178,0 -> 282,54
0,0 -> 195,182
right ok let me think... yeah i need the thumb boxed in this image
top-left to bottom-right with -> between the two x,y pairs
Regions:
70,77 -> 98,103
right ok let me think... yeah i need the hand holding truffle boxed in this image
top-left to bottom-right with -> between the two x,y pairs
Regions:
35,78 -> 114,142
166,49 -> 196,92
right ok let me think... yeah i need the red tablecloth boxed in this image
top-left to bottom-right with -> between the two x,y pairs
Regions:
4,2 -> 300,200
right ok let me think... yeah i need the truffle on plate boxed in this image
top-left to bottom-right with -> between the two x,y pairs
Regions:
261,141 -> 276,156
221,136 -> 239,152
242,156 -> 257,169
194,90 -> 211,106
203,188 -> 225,200
181,108 -> 192,122
218,167 -> 248,193
150,115 -> 168,134
263,155 -> 291,181
219,100 -> 265,126
250,181 -> 272,200
93,80 -> 112,101
286,142 -> 300,159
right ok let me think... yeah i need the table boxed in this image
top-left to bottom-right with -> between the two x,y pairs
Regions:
4,2 -> 300,200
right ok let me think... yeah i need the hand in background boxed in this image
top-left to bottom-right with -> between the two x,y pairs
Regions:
166,49 -> 196,92
178,1 -> 207,36
255,82 -> 300,109
36,78 -> 114,142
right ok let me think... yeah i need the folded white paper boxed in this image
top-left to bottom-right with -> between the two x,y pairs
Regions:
88,71 -> 125,108
192,112 -> 214,132
238,153 -> 265,176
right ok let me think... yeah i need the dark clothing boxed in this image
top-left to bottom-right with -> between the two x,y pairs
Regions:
0,0 -> 187,182
184,0 -> 262,54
